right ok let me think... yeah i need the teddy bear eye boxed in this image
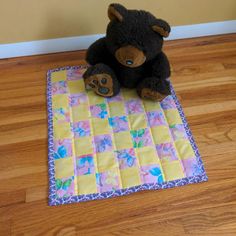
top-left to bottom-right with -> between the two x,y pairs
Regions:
101,78 -> 107,84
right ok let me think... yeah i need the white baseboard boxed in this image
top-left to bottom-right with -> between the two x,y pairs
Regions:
0,20 -> 236,59
167,20 -> 236,40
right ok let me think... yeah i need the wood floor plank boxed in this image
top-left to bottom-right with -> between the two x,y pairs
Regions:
0,34 -> 236,235
0,220 -> 11,236
0,120 -> 47,145
25,186 -> 47,203
0,139 -> 47,170
0,190 -> 25,207
184,101 -> 236,116
0,172 -> 48,194
174,76 -> 236,91
5,179 -> 236,235
76,205 -> 236,236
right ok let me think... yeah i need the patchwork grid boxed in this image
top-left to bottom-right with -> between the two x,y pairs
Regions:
47,66 -> 208,205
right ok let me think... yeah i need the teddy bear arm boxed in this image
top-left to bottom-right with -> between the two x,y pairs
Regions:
86,37 -> 112,65
136,52 -> 171,101
150,52 -> 171,80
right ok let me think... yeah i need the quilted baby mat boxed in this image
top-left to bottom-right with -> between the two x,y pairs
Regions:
47,65 -> 208,206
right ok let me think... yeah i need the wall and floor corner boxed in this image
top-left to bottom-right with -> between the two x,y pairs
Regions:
0,0 -> 236,59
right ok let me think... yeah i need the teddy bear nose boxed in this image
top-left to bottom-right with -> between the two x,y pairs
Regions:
126,59 -> 133,65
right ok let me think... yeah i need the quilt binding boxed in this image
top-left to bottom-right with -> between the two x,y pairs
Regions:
47,65 -> 208,206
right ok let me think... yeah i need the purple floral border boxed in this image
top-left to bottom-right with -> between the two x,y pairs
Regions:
47,66 -> 208,206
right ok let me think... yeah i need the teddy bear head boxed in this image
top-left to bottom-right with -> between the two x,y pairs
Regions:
105,3 -> 171,68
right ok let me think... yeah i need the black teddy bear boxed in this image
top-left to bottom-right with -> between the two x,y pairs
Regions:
83,3 -> 171,101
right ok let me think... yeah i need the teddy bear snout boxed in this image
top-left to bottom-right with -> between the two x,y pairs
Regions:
115,45 -> 146,68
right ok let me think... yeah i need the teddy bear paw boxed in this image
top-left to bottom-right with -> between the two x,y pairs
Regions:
140,88 -> 167,102
84,73 -> 114,97
83,64 -> 120,98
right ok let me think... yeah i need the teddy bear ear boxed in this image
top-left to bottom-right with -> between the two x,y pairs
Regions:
108,3 -> 127,22
152,19 -> 171,38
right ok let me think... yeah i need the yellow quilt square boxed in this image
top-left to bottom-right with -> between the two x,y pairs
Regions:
53,107 -> 70,124
108,102 -> 126,116
120,167 -> 141,188
143,100 -> 161,111
113,131 -> 133,150
87,90 -> 105,105
122,88 -> 138,100
77,174 -> 98,195
52,94 -> 69,109
151,126 -> 172,144
68,80 -> 85,94
162,161 -> 185,181
54,122 -> 72,139
129,113 -> 148,130
164,109 -> 182,125
55,158 -> 74,179
136,146 -> 160,166
75,137 -> 94,156
91,118 -> 111,135
175,140 -> 195,159
51,70 -> 67,82
72,104 -> 89,121
97,152 -> 119,172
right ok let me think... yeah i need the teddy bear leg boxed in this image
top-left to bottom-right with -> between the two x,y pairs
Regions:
83,63 -> 120,97
136,77 -> 171,102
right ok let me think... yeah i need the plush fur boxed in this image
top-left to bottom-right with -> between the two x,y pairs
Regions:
83,3 -> 171,101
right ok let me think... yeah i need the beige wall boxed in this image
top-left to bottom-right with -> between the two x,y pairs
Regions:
0,0 -> 236,44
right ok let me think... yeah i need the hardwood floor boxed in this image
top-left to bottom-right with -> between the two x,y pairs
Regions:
0,34 -> 236,236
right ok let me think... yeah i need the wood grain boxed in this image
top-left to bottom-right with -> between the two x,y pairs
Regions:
0,34 -> 236,235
